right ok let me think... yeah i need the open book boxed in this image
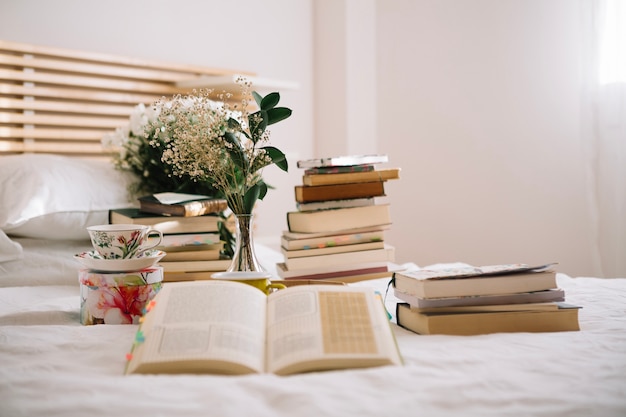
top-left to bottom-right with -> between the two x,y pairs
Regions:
125,281 -> 402,376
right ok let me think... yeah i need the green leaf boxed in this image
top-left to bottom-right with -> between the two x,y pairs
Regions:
260,92 -> 280,110
243,183 -> 261,213
262,146 -> 288,172
255,180 -> 269,201
248,110 -> 268,143
229,117 -> 250,139
252,91 -> 263,108
223,131 -> 247,170
266,107 -> 292,125
228,117 -> 242,130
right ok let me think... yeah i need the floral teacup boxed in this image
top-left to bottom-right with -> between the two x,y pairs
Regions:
87,224 -> 163,259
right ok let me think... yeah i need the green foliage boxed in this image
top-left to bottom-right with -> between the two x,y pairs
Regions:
104,84 -> 292,257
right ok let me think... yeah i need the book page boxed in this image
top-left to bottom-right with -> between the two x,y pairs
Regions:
126,281 -> 267,375
153,192 -> 210,204
265,285 -> 402,375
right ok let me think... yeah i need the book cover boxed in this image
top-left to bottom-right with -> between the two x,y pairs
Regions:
162,248 -> 222,262
296,154 -> 388,169
393,269 -> 558,299
287,204 -> 392,234
296,197 -> 377,212
276,261 -> 391,280
281,225 -> 390,241
392,288 -> 566,309
302,168 -> 401,186
109,208 -> 221,234
162,270 -> 224,282
304,165 -> 376,175
158,233 -> 223,248
295,181 -> 385,203
282,240 -> 385,259
278,262 -> 405,283
281,229 -> 387,251
396,302 -> 581,335
284,245 -> 395,271
159,259 -> 233,273
125,280 -> 403,375
138,193 -> 227,217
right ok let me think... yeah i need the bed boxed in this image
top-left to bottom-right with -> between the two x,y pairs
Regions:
1,155 -> 625,417
2,41 -> 626,417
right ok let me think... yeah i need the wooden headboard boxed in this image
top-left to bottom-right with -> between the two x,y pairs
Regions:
0,40 -> 254,158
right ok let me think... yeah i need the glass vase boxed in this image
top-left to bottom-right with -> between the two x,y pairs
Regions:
227,213 -> 265,272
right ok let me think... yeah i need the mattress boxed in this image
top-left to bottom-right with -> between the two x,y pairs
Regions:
1,237 -> 625,417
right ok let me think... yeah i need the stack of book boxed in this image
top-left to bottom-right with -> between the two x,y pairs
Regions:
277,154 -> 402,282
393,263 -> 581,335
109,193 -> 232,281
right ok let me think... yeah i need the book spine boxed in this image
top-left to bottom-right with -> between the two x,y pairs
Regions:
294,181 -> 385,203
304,165 -> 375,175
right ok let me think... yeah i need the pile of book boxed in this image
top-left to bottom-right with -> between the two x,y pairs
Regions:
109,193 -> 232,281
393,263 -> 581,335
276,154 -> 403,282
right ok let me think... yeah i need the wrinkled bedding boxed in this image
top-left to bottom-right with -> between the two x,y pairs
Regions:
1,238 -> 625,417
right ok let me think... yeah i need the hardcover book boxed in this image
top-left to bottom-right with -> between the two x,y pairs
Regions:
282,240 -> 385,259
392,264 -> 558,299
296,154 -> 388,169
162,271 -> 226,282
392,288 -> 566,309
276,261 -> 391,280
286,204 -> 392,233
138,193 -> 227,217
296,197 -> 377,212
109,208 -> 221,234
281,228 -> 387,251
159,259 -> 233,273
125,280 -> 403,375
396,302 -> 580,335
294,181 -> 385,203
302,167 -> 401,186
158,234 -> 223,249
283,245 -> 395,271
161,247 -> 223,262
304,164 -> 375,175
276,262 -> 404,282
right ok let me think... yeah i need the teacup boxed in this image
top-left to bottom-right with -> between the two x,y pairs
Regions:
87,224 -> 163,260
211,272 -> 286,295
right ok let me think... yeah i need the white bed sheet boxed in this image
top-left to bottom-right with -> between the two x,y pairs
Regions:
1,238 -> 625,417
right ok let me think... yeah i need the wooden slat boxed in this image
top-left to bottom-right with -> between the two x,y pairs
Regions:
0,112 -> 126,129
0,39 -> 259,157
0,98 -> 136,116
0,54 -> 207,82
0,139 -> 106,154
0,39 -> 253,77
0,127 -> 107,141
0,69 -> 181,95
0,84 -> 164,105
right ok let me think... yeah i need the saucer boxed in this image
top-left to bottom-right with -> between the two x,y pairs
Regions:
74,250 -> 166,272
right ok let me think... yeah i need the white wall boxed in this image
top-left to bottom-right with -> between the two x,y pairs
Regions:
375,0 -> 599,277
0,0 -> 607,277
0,0 -> 313,242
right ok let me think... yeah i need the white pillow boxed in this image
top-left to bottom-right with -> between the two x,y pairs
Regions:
0,154 -> 136,240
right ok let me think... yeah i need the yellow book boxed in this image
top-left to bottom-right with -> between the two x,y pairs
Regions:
125,280 -> 403,376
396,303 -> 580,335
302,167 -> 401,186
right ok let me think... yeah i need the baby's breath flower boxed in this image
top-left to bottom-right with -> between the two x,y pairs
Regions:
144,81 -> 291,215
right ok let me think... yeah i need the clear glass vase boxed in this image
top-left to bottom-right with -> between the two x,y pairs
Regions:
227,213 -> 265,272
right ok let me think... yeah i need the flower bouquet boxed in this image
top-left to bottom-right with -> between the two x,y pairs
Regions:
104,78 -> 292,269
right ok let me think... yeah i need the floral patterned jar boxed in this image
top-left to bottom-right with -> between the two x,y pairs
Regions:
78,267 -> 163,325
